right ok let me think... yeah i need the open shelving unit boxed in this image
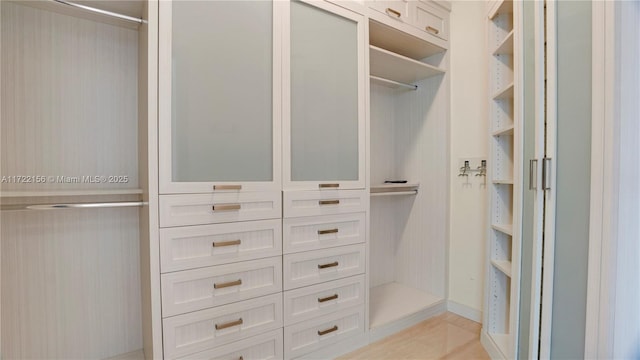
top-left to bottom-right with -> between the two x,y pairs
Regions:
369,45 -> 445,86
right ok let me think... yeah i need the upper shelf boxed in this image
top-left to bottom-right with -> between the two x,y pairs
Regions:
369,19 -> 446,60
16,0 -> 144,29
370,46 -> 445,85
488,0 -> 513,20
493,30 -> 514,55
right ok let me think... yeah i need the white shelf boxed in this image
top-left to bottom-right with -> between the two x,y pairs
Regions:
370,282 -> 444,329
492,82 -> 514,100
369,19 -> 446,60
491,260 -> 512,278
492,179 -> 514,185
488,0 -> 513,20
370,183 -> 419,196
0,189 -> 143,198
493,30 -> 514,55
491,224 -> 513,236
492,125 -> 514,136
370,45 -> 445,85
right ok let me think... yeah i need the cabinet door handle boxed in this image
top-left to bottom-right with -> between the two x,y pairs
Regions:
318,228 -> 339,235
318,325 -> 338,336
212,203 -> 241,211
385,8 -> 402,18
213,185 -> 242,191
318,261 -> 339,269
318,294 -> 339,303
426,26 -> 440,35
214,279 -> 242,289
319,200 -> 340,206
212,239 -> 241,247
215,318 -> 243,330
319,183 -> 339,188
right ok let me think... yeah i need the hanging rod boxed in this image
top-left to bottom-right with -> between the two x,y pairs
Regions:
370,76 -> 418,90
1,201 -> 147,211
52,0 -> 144,24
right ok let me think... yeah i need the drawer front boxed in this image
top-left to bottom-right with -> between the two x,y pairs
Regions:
178,329 -> 283,360
160,192 -> 281,227
163,294 -> 283,360
283,213 -> 365,254
284,305 -> 365,360
161,257 -> 282,317
283,190 -> 366,218
368,0 -> 411,24
284,275 -> 365,326
414,0 -> 449,41
160,219 -> 282,273
283,244 -> 365,290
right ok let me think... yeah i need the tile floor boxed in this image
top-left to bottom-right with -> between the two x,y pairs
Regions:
338,312 -> 490,360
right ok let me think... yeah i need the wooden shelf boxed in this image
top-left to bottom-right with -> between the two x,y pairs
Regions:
492,82 -> 514,100
369,19 -> 446,60
491,260 -> 512,278
488,0 -> 513,20
492,224 -> 513,236
492,125 -> 514,136
370,282 -> 444,329
492,179 -> 514,185
0,189 -> 143,198
370,183 -> 419,196
493,30 -> 514,55
370,45 -> 445,85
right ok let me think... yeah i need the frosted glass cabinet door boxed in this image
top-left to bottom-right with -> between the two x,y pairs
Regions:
284,1 -> 366,190
159,1 -> 281,194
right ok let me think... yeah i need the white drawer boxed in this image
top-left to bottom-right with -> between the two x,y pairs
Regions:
284,275 -> 365,326
283,213 -> 365,254
283,244 -> 365,290
283,190 -> 366,218
160,192 -> 281,227
163,294 -> 283,360
178,329 -> 283,360
160,219 -> 282,273
414,0 -> 449,41
368,0 -> 411,25
161,257 -> 282,317
284,305 -> 365,360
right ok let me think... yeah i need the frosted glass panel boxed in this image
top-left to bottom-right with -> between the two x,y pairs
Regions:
171,1 -> 272,182
291,1 -> 359,181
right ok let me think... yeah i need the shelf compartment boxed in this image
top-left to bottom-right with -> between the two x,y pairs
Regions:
491,224 -> 513,236
493,30 -> 514,55
491,260 -> 512,278
492,82 -> 514,100
370,183 -> 419,197
488,267 -> 511,334
369,282 -> 444,329
488,0 -> 513,20
492,125 -> 514,136
369,19 -> 446,60
370,45 -> 445,85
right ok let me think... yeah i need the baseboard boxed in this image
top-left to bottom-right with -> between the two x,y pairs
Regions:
368,300 -> 447,343
446,300 -> 483,323
102,349 -> 144,360
480,330 -> 509,360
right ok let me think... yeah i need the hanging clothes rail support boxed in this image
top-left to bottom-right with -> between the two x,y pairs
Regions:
370,76 -> 418,90
52,0 -> 144,24
1,201 -> 147,211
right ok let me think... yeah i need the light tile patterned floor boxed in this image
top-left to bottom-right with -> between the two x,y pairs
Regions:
337,312 -> 490,360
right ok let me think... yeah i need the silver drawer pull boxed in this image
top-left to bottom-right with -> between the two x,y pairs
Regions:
318,228 -> 339,235
426,26 -> 440,35
319,183 -> 339,188
318,261 -> 339,269
319,200 -> 340,206
318,325 -> 338,336
214,279 -> 242,289
318,294 -> 339,303
385,8 -> 401,18
213,184 -> 242,191
212,203 -> 241,211
212,239 -> 241,247
215,318 -> 243,330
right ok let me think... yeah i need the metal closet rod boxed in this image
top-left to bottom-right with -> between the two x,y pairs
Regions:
1,201 -> 147,211
52,0 -> 144,24
370,76 -> 418,90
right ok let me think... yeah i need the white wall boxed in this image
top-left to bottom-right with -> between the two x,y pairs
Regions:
448,0 -> 489,320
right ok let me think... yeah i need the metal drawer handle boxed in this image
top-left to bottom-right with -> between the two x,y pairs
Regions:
318,294 -> 339,303
318,228 -> 339,235
319,200 -> 340,206
215,318 -> 243,330
213,184 -> 242,191
426,26 -> 440,35
318,261 -> 339,269
319,183 -> 339,188
214,279 -> 242,289
212,239 -> 241,247
318,325 -> 338,336
212,203 -> 241,211
385,8 -> 401,18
